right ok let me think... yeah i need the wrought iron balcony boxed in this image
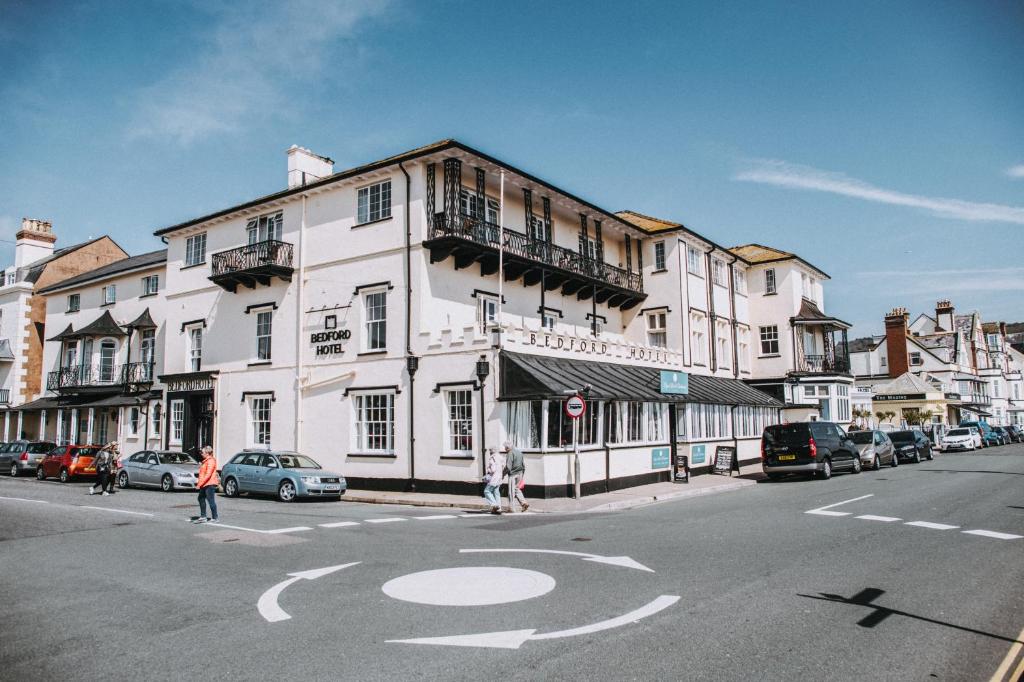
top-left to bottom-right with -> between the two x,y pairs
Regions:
0,389 -> 9,405
425,214 -> 645,310
796,354 -> 850,374
209,239 -> 294,292
47,362 -> 155,393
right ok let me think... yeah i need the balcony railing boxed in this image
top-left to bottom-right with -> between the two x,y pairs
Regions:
426,213 -> 644,308
209,240 -> 294,292
0,389 -> 9,405
797,354 -> 850,374
47,362 -> 155,392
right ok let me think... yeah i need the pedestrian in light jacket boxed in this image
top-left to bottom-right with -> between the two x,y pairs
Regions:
503,441 -> 529,513
193,446 -> 220,524
483,448 -> 505,515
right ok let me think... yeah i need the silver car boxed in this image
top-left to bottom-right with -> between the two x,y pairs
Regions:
0,441 -> 57,477
116,450 -> 200,492
848,429 -> 897,470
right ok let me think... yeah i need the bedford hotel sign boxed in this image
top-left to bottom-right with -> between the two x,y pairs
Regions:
514,329 -> 678,365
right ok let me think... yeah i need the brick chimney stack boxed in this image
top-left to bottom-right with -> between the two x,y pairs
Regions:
884,307 -> 910,378
15,218 -> 57,269
935,299 -> 954,332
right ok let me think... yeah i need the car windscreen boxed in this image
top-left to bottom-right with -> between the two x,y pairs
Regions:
278,455 -> 321,469
27,443 -> 55,453
158,452 -> 199,464
849,432 -> 873,444
947,429 -> 969,436
889,431 -> 915,443
72,448 -> 98,457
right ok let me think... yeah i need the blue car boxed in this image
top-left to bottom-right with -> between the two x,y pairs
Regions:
220,451 -> 347,502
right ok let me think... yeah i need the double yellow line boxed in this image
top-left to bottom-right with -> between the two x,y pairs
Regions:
990,624 -> 1024,682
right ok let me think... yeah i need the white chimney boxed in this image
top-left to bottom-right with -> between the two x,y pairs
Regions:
287,145 -> 334,188
15,218 -> 57,269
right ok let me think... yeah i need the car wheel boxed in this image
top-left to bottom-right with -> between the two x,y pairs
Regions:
890,452 -> 899,467
852,457 -> 862,474
817,459 -> 832,480
223,477 -> 239,498
161,474 -> 174,492
59,467 -> 69,483
117,471 -> 129,489
872,455 -> 881,471
9,463 -> 18,477
913,449 -> 921,464
36,467 -> 45,480
926,447 -> 934,461
278,479 -> 297,502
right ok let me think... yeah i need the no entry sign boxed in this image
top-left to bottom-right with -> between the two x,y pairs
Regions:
564,395 -> 587,419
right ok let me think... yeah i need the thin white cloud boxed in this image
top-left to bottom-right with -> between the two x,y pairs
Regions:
126,1 -> 392,144
735,159 -> 1024,225
855,267 -> 1024,294
1007,165 -> 1024,178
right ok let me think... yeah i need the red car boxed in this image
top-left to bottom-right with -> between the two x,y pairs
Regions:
36,445 -> 103,482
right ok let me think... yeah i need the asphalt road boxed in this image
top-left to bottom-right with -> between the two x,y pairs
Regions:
1,445 -> 1022,681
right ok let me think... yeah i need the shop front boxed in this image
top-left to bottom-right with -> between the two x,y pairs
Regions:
159,371 -> 217,456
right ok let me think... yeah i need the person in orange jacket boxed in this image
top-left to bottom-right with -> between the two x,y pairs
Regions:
192,446 -> 220,524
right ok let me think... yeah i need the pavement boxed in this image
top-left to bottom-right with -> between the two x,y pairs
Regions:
1,445 -> 1023,681
341,463 -> 764,513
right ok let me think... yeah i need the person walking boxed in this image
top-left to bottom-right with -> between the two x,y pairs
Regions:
104,442 -> 120,494
482,447 -> 505,515
88,446 -> 113,496
193,446 -> 220,524
503,441 -> 529,513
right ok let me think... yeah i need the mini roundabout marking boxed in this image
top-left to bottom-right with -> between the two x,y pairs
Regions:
256,548 -> 679,649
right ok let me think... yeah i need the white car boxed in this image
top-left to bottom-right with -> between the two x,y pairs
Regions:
941,427 -> 981,452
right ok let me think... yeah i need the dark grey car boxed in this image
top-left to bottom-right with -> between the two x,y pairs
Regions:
116,450 -> 200,492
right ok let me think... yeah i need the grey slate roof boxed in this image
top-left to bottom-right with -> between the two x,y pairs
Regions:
75,310 -> 126,337
36,249 -> 167,294
847,336 -> 882,353
124,307 -> 157,329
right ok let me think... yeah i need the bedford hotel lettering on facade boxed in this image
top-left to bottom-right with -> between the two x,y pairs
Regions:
0,140 -> 862,497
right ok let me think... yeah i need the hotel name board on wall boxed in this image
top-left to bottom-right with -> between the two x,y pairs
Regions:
518,331 -> 676,365
164,375 -> 215,393
873,393 -> 926,402
311,329 -> 351,356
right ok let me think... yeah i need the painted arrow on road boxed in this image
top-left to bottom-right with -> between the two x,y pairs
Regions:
257,563 -> 361,623
459,548 -> 655,572
387,594 -> 680,649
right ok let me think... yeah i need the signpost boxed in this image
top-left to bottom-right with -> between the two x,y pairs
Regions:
712,445 -> 737,476
564,395 -> 586,499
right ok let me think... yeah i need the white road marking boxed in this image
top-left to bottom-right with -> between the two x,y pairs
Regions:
0,495 -> 49,504
382,567 -> 556,606
388,594 -> 680,649
80,506 -> 154,517
365,518 -> 406,524
460,548 -> 654,572
856,515 -> 902,522
413,515 -> 457,520
212,523 -> 312,534
805,494 -> 874,516
962,529 -> 1023,541
319,521 -> 361,528
905,521 -> 960,530
257,562 -> 361,623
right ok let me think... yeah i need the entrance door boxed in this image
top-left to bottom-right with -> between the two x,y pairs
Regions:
181,393 -> 214,456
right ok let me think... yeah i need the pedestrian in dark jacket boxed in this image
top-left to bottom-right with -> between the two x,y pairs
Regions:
89,446 -> 114,496
104,442 -> 120,493
503,441 -> 529,513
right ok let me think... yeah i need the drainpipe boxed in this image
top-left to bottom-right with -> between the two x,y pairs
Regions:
705,248 -> 716,371
731,404 -> 740,472
677,240 -> 690,367
399,161 -> 417,492
294,193 -> 307,452
727,257 -> 739,378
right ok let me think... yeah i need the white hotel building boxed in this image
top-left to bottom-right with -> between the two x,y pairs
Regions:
129,140 -> 781,497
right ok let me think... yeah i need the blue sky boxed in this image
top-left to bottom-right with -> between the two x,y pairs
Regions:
1,0 -> 1022,337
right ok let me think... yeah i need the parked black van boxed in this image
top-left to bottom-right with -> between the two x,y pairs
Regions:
761,421 -> 861,480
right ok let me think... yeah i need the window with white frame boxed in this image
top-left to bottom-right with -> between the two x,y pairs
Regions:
477,295 -> 497,332
102,285 -> 116,305
67,294 -> 80,312
759,325 -> 779,355
185,233 -> 207,266
716,321 -> 731,368
737,328 -> 750,371
606,402 -> 668,444
187,325 -> 203,372
646,310 -> 667,348
581,237 -> 597,261
765,268 -> 777,294
712,258 -> 727,287
733,406 -> 781,439
357,180 -> 392,224
676,403 -> 733,441
443,389 -> 474,455
909,351 -> 922,366
528,215 -> 550,243
733,268 -> 746,294
654,242 -> 666,270
691,312 -> 707,364
548,399 -> 600,448
128,407 -> 140,436
142,275 -> 159,296
460,190 -> 499,224
151,403 -> 162,437
686,246 -> 703,275
353,392 -> 394,453
802,273 -> 814,300
993,380 -> 1001,398
255,309 -> 273,361
837,385 -> 850,422
247,212 -> 283,244
363,289 -> 387,351
140,330 -> 155,380
170,400 -> 184,445
246,395 -> 272,448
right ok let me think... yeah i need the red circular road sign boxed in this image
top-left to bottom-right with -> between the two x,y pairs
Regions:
564,395 -> 587,419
